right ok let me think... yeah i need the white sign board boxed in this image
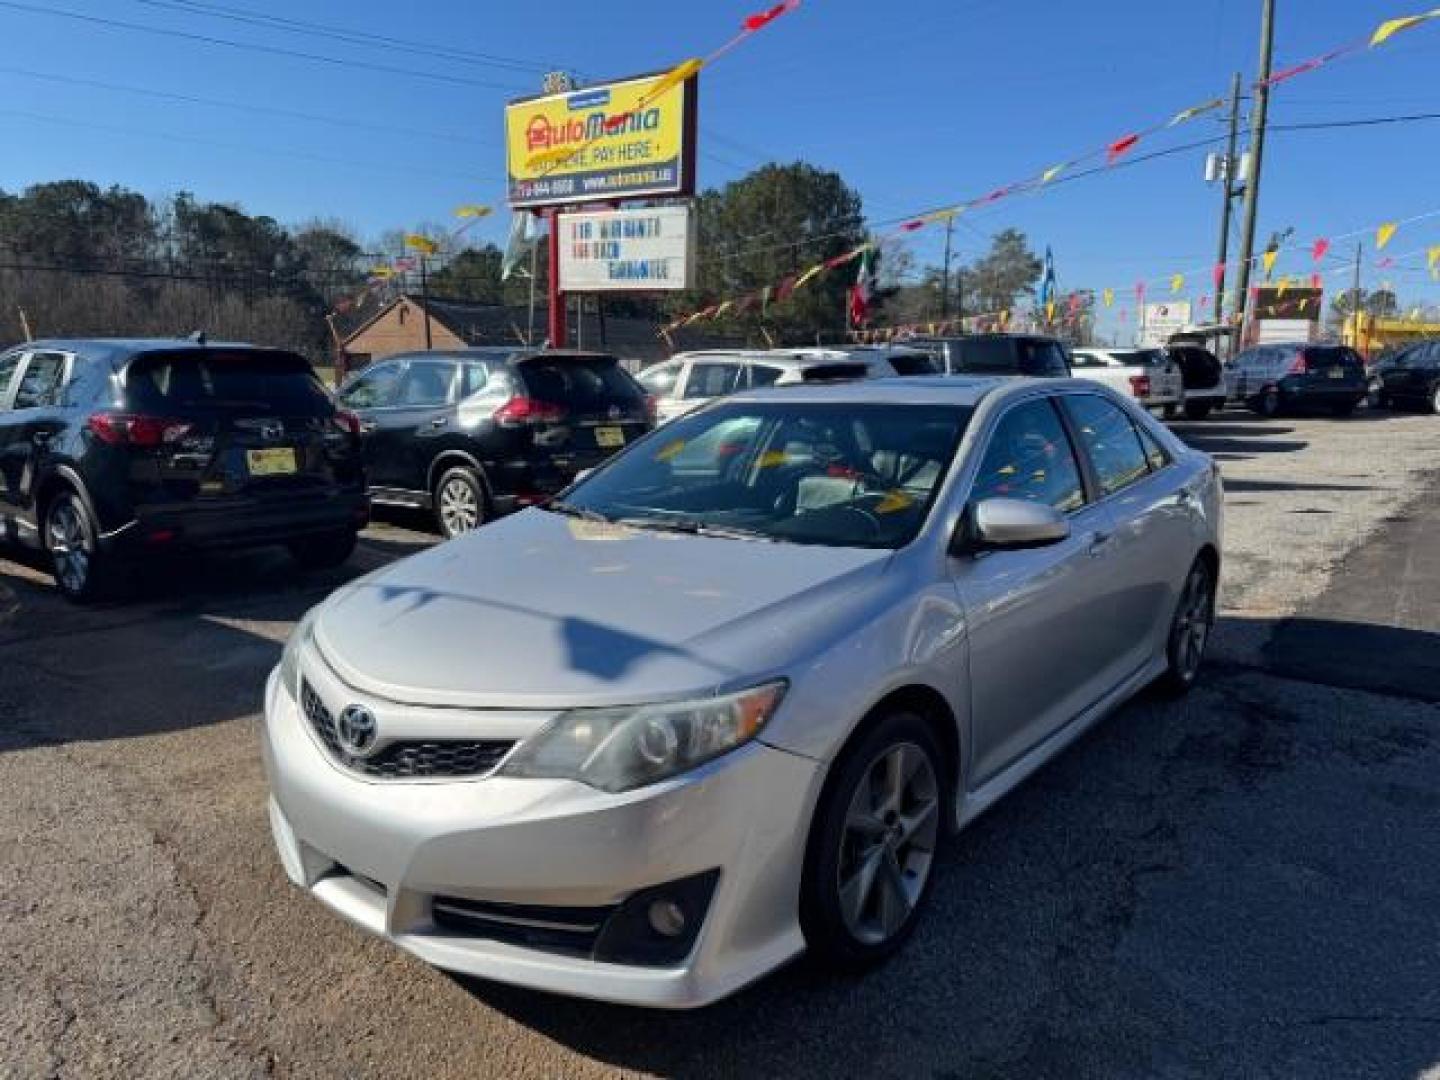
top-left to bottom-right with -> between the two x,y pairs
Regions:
1138,301 -> 1192,346
1255,319 -> 1317,345
558,205 -> 695,292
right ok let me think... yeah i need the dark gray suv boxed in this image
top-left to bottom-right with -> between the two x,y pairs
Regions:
905,334 -> 1072,377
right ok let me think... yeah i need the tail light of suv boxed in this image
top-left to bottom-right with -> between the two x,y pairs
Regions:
86,413 -> 194,447
1128,374 -> 1152,398
1287,350 -> 1309,375
493,396 -> 567,427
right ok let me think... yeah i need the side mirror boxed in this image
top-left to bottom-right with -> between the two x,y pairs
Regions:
951,497 -> 1070,555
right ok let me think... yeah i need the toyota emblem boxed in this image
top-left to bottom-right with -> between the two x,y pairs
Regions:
335,705 -> 378,756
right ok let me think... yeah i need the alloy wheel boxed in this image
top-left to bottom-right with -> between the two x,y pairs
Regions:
836,742 -> 940,946
1172,566 -> 1214,683
47,499 -> 91,595
438,476 -> 481,537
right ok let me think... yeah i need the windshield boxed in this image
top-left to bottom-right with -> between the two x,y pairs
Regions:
124,349 -> 332,414
554,401 -> 971,549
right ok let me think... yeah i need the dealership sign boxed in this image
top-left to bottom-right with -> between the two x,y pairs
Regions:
557,206 -> 696,292
1138,301 -> 1192,346
505,72 -> 698,209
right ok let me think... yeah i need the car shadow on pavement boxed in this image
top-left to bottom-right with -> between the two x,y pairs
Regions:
458,613 -> 1440,1079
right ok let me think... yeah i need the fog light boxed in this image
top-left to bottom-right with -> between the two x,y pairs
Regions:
647,899 -> 687,938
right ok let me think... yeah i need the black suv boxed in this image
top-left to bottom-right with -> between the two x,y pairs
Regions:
0,339 -> 367,601
1228,343 -> 1368,417
905,334 -> 1072,377
337,349 -> 653,538
1369,339 -> 1440,413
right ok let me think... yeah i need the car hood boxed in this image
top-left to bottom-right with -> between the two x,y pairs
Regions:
314,509 -> 894,708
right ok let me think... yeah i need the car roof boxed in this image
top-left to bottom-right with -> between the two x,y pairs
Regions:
726,374 -> 1092,408
17,338 -> 290,366
672,350 -> 876,371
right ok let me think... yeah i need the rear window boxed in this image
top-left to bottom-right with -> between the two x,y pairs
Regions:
887,352 -> 940,376
124,350 -> 332,414
517,354 -> 644,409
800,363 -> 869,383
953,338 -> 1019,373
1303,346 -> 1363,371
1125,349 -> 1168,368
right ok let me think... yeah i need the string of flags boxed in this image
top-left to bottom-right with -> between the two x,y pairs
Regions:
660,4 -> 1440,331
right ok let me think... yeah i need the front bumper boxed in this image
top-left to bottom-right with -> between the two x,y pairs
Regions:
261,669 -> 823,1009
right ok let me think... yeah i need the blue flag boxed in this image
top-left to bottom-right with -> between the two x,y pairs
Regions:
1040,246 -> 1056,307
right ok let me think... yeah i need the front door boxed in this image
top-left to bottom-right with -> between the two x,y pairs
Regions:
950,396 -> 1120,784
0,351 -> 69,531
338,360 -> 403,484
367,359 -> 458,492
0,349 -> 30,527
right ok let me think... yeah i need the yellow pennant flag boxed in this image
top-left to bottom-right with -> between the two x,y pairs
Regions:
404,234 -> 439,255
1170,273 -> 1185,294
1371,10 -> 1440,47
643,57 -> 704,104
1045,301 -> 1056,322
1168,98 -> 1224,127
1276,276 -> 1291,298
999,309 -> 1010,327
454,204 -> 492,219
1040,163 -> 1067,185
1262,249 -> 1279,278
921,207 -> 961,224
1428,244 -> 1440,270
712,300 -> 734,318
792,263 -> 826,291
1102,287 -> 1115,308
1376,222 -> 1398,249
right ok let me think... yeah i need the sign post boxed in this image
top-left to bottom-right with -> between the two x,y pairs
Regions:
547,209 -> 565,349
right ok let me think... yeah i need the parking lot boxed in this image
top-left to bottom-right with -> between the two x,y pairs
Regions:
2,407 -> 1438,1079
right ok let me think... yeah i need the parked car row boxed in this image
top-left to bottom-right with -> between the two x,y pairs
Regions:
1226,343 -> 1369,417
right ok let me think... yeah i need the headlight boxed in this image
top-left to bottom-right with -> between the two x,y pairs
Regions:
498,681 -> 787,793
277,607 -> 320,699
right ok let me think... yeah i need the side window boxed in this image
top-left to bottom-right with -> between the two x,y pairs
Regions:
637,361 -> 681,395
0,351 -> 24,407
460,363 -> 490,397
396,361 -> 456,407
971,399 -> 1085,513
1065,395 -> 1153,497
1136,422 -> 1171,472
1417,344 -> 1440,371
683,362 -> 742,400
748,364 -> 784,388
1070,352 -> 1101,368
341,363 -> 402,409
13,352 -> 68,409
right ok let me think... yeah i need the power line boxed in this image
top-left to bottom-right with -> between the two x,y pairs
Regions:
0,0 -> 527,91
125,0 -> 559,75
0,65 -> 492,149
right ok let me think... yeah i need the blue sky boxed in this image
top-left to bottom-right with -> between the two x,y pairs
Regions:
3,0 -> 1440,333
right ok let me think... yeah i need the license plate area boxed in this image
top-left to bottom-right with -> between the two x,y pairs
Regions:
246,448 -> 298,476
594,426 -> 626,448
1328,367 -> 1345,379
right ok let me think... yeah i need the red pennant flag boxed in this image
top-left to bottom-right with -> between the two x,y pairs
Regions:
744,0 -> 799,33
1311,238 -> 1330,262
1377,257 -> 1395,269
773,275 -> 798,302
1108,134 -> 1140,163
1310,273 -> 1322,289
900,220 -> 926,232
1135,281 -> 1147,303
976,184 -> 1017,206
1211,263 -> 1225,289
1263,48 -> 1346,88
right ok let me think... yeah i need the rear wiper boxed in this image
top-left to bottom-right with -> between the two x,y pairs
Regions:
615,516 -> 781,542
545,501 -> 612,523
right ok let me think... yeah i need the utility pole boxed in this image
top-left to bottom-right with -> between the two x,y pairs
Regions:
940,217 -> 954,320
419,255 -> 433,350
1214,71 -> 1243,325
1234,0 -> 1276,338
1351,241 -> 1365,354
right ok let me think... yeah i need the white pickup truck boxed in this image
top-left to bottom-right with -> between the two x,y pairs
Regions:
1070,347 -> 1184,413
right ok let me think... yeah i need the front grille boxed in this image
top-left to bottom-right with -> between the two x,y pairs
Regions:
301,680 -> 514,780
431,895 -> 617,958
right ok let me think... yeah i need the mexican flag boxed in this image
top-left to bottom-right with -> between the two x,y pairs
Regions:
849,246 -> 874,328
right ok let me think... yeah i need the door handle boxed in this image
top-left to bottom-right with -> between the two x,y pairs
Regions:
358,421 -> 378,434
31,431 -> 53,447
429,416 -> 449,429
1176,486 -> 1195,505
1087,530 -> 1112,557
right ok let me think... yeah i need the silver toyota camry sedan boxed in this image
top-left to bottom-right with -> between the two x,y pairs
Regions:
262,376 -> 1222,1009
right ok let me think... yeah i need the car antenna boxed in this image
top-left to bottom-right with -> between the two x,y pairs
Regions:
188,330 -> 208,346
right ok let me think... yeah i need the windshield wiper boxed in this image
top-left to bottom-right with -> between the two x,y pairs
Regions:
545,501 -> 612,523
614,516 -> 782,543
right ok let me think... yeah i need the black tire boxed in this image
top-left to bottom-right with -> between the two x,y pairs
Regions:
433,466 -> 488,539
801,711 -> 948,971
1156,557 -> 1216,697
288,529 -> 358,570
43,489 -> 113,603
1254,389 -> 1281,418
1183,400 -> 1214,421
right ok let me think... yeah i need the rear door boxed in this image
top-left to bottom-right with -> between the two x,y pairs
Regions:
0,350 -> 71,526
514,354 -> 650,472
120,348 -> 356,505
366,359 -> 458,491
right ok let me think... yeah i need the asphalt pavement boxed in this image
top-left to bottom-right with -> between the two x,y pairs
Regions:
2,408 -> 1438,1079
